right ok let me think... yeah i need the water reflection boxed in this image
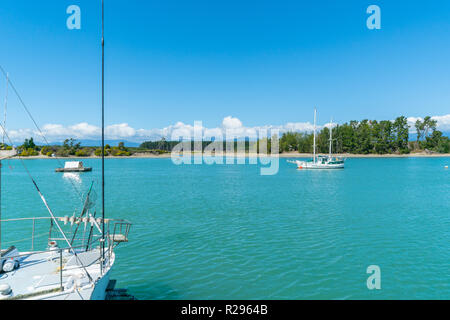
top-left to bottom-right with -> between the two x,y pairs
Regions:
62,172 -> 82,184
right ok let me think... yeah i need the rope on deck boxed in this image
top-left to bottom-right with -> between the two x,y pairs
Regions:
6,287 -> 62,300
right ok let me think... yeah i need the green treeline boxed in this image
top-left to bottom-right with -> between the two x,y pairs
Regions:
139,116 -> 449,155
281,116 -> 412,154
140,138 -> 276,154
140,138 -> 181,152
140,139 -> 258,153
283,116 -> 448,154
10,115 -> 450,157
16,138 -> 133,157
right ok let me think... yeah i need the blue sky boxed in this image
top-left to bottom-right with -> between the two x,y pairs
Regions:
0,0 -> 449,142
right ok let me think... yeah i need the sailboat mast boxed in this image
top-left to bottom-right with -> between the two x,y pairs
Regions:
329,118 -> 333,158
0,72 -> 7,254
101,0 -> 105,270
313,108 -> 317,163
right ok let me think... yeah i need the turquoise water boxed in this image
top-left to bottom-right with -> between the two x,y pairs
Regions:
1,157 -> 449,299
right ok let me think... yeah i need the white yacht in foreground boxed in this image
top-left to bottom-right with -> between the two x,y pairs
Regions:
0,0 -> 131,300
0,214 -> 130,300
289,109 -> 345,170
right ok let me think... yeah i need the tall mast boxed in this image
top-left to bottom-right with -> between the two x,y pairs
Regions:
0,72 -> 7,255
313,108 -> 317,163
329,118 -> 333,158
3,73 -> 8,146
101,0 -> 105,271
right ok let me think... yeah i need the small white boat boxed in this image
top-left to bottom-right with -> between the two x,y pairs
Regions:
289,109 -> 345,170
56,161 -> 92,172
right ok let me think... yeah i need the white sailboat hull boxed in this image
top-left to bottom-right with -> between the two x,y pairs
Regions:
0,249 -> 116,301
90,265 -> 112,300
294,160 -> 345,169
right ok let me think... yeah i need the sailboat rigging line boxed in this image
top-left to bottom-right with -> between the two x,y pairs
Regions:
30,178 -> 93,283
70,181 -> 94,245
0,65 -> 84,203
0,121 -> 94,282
86,210 -> 97,251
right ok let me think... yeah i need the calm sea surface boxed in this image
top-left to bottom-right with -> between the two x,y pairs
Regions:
1,157 -> 449,299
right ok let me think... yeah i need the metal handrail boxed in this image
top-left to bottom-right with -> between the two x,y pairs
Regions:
0,217 -> 131,223
1,242 -> 101,261
0,216 -> 131,251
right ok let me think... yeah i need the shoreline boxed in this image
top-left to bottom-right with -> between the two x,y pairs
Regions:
278,152 -> 450,158
15,152 -> 450,160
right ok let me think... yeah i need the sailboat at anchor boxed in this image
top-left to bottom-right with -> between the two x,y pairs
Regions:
288,109 -> 345,169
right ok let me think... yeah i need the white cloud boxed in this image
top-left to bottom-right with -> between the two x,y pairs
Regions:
432,114 -> 450,131
282,122 -> 315,132
71,123 -> 100,137
105,123 -> 136,139
407,114 -> 450,133
40,122 -> 100,139
7,128 -> 34,141
4,113 -> 450,145
222,116 -> 243,129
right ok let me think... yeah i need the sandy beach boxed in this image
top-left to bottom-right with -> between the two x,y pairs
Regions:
277,152 -> 450,158
16,151 -> 450,160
